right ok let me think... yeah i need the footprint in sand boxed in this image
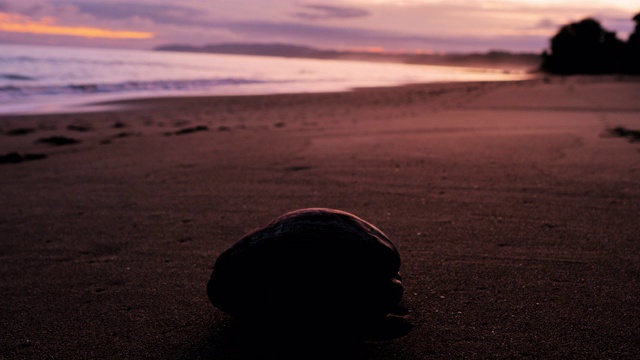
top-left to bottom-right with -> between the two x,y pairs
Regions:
67,124 -> 93,132
283,165 -> 313,172
100,131 -> 141,144
165,125 -> 209,136
0,152 -> 47,164
35,136 -> 80,146
5,128 -> 36,136
606,127 -> 640,143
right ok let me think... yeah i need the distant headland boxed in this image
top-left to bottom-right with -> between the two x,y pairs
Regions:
154,43 -> 541,72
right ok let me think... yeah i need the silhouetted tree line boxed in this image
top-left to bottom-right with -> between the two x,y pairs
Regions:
541,13 -> 640,74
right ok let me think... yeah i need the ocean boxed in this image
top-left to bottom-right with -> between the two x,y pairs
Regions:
0,44 -> 531,115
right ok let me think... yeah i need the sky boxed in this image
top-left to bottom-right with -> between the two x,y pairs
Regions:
0,0 -> 638,53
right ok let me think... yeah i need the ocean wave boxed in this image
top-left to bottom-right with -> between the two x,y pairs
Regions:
0,73 -> 36,81
0,77 -> 274,100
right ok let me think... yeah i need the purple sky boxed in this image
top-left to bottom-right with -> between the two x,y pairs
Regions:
0,0 -> 638,53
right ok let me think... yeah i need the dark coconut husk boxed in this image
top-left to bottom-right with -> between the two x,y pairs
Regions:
207,208 -> 404,333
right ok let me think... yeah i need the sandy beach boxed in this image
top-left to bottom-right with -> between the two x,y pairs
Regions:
1,75 -> 640,359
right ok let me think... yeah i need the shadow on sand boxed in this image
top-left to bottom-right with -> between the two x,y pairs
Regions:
180,314 -> 412,360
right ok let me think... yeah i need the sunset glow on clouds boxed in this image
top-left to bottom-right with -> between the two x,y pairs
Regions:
0,0 -> 637,52
0,12 -> 154,39
349,0 -> 637,11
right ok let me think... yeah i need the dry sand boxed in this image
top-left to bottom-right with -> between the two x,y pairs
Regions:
1,75 -> 640,359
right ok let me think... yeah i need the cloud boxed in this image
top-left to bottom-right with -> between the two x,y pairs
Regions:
293,4 -> 370,20
1,0 -> 60,16
0,1 -> 572,52
535,18 -> 559,30
73,2 -> 203,25
222,19 -> 546,52
0,11 -> 154,39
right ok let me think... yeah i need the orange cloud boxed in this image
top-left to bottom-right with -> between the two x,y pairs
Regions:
0,12 -> 154,39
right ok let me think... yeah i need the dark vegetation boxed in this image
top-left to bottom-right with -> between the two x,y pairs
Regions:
541,13 -> 640,74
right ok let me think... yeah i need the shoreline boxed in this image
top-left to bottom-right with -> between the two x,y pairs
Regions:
6,81 -> 530,117
7,72 -> 639,119
0,65 -> 536,117
2,75 -> 640,359
10,73 -> 639,120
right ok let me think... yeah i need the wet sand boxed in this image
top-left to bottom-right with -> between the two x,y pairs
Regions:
1,76 -> 640,359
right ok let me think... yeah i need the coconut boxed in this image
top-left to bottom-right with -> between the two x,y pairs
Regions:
207,208 -> 404,328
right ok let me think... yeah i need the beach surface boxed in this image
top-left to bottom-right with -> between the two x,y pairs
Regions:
1,76 -> 640,359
